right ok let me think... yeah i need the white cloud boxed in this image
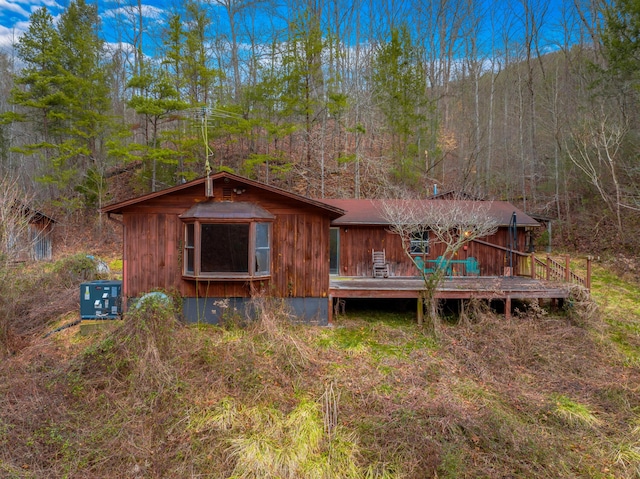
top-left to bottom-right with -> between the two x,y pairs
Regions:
0,0 -> 29,17
0,23 -> 25,53
102,4 -> 165,21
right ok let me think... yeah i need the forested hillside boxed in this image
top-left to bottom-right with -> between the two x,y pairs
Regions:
0,0 -> 639,251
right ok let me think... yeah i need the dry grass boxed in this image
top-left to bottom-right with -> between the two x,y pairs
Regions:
0,256 -> 639,478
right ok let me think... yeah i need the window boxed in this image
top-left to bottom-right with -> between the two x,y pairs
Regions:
329,227 -> 339,275
410,230 -> 430,255
185,223 -> 195,274
201,223 -> 250,273
255,222 -> 270,274
180,201 -> 274,280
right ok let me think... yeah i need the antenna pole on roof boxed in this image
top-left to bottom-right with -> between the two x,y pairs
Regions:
188,105 -> 242,179
200,107 -> 213,177
189,106 -> 214,197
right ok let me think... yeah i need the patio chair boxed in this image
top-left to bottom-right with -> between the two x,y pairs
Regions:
412,256 -> 435,275
466,257 -> 480,276
372,249 -> 390,278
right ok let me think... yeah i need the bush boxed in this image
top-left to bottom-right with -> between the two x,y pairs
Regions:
52,253 -> 109,287
79,292 -> 182,396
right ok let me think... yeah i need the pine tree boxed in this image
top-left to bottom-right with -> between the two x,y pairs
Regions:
4,2 -> 117,209
56,0 -> 117,208
183,1 -> 219,106
371,25 -> 434,185
281,9 -> 326,168
7,8 -> 64,145
601,0 -> 640,84
127,65 -> 190,191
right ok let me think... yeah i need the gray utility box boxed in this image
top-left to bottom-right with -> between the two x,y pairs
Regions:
80,280 -> 123,319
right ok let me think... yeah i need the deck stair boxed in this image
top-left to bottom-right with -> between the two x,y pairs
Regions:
530,254 -> 590,290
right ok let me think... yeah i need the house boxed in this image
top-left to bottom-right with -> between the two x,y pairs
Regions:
103,172 -> 574,324
102,171 -> 344,325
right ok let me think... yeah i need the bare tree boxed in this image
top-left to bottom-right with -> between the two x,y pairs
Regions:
0,176 -> 38,264
565,109 -> 628,237
380,196 -> 498,330
0,176 -> 40,355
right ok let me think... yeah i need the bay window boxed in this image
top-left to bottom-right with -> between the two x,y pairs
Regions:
180,202 -> 274,279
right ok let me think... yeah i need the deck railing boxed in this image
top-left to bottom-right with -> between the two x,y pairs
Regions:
473,239 -> 591,289
529,254 -> 591,290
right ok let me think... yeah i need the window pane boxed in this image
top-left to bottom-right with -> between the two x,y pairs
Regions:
186,249 -> 194,273
184,223 -> 195,274
255,249 -> 269,273
410,231 -> 429,254
255,223 -> 270,273
201,224 -> 249,273
256,222 -> 269,248
186,223 -> 194,247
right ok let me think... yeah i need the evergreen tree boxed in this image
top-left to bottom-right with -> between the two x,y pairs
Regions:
127,65 -> 190,191
371,25 -> 433,185
240,39 -> 297,182
163,13 -> 186,99
158,11 -> 218,182
3,2 -> 116,209
281,9 -> 325,168
601,0 -> 640,85
7,8 -> 64,145
183,1 -> 219,105
56,0 -> 117,208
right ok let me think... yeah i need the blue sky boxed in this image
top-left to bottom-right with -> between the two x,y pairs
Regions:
0,0 -> 61,49
0,0 -> 594,58
0,0 -> 168,52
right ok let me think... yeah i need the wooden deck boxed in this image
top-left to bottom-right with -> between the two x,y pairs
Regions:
329,275 -> 576,321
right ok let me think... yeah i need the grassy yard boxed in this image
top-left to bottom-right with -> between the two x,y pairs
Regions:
0,254 -> 639,478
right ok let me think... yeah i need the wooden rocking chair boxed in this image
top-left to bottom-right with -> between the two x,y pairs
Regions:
372,249 -> 390,278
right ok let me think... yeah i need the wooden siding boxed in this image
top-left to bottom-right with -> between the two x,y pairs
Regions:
272,214 -> 329,298
12,221 -> 54,262
336,225 -> 532,278
30,222 -> 53,261
120,178 -> 331,301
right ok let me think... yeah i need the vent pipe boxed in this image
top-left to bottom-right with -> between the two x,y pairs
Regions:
205,176 -> 214,197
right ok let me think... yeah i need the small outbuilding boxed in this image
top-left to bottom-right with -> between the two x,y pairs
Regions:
7,205 -> 55,262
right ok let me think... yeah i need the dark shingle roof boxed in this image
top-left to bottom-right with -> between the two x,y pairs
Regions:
321,199 -> 540,227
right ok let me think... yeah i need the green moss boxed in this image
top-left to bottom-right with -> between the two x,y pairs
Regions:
551,394 -> 600,428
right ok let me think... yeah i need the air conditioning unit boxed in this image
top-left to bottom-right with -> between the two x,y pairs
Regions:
80,280 -> 123,319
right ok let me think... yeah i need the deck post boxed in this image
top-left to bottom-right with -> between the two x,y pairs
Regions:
328,296 -> 333,325
531,253 -> 536,278
546,255 -> 551,280
505,296 -> 511,321
587,256 -> 592,290
417,293 -> 423,326
565,255 -> 570,282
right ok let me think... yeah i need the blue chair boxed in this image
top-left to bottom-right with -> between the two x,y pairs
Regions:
466,257 -> 480,276
435,256 -> 452,276
412,256 -> 435,275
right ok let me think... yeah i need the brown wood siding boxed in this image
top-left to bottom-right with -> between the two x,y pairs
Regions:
337,225 -> 532,278
271,213 -> 330,298
120,184 -> 331,300
12,221 -> 53,262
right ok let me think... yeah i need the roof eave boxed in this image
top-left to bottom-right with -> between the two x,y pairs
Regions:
101,171 -> 346,218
